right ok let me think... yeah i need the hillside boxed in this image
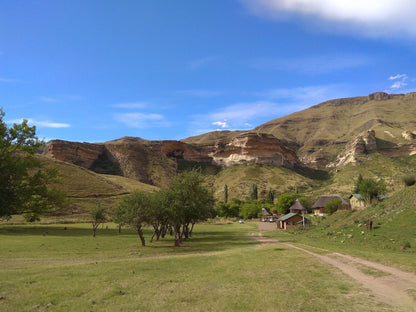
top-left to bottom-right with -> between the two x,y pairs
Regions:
40,92 -> 416,212
255,92 -> 416,166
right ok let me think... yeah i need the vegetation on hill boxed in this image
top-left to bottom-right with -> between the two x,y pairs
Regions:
267,184 -> 416,272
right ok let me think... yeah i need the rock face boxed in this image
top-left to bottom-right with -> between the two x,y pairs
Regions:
47,133 -> 299,187
48,140 -> 105,168
328,130 -> 377,167
211,133 -> 298,168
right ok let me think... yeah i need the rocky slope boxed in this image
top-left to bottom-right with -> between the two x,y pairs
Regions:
48,132 -> 299,187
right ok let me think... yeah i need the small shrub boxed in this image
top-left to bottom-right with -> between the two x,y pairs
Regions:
403,242 -> 411,249
402,175 -> 416,186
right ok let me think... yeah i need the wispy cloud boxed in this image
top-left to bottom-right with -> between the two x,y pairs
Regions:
239,0 -> 416,38
189,56 -> 218,70
40,97 -> 60,103
177,89 -> 223,97
189,84 -> 350,135
388,74 -> 409,90
7,118 -> 70,128
113,112 -> 170,128
112,102 -> 148,109
0,77 -> 19,83
251,55 -> 371,74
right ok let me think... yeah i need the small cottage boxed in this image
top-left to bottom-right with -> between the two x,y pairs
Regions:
277,213 -> 308,230
349,194 -> 365,210
311,195 -> 350,216
289,199 -> 307,215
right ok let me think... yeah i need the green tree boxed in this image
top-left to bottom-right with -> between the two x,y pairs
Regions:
167,170 -> 215,246
266,188 -> 275,204
224,184 -> 228,204
354,175 -> 387,203
240,201 -> 260,219
0,108 -> 68,220
276,193 -> 307,215
324,198 -> 341,215
114,191 -> 153,246
90,204 -> 106,237
248,183 -> 258,200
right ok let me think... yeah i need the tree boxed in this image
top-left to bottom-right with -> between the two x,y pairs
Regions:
276,193 -> 307,215
248,183 -> 258,200
353,175 -> 387,203
90,204 -> 106,237
224,184 -> 228,204
114,191 -> 153,246
167,170 -> 215,246
0,108 -> 68,220
240,201 -> 260,219
266,188 -> 275,204
324,199 -> 342,215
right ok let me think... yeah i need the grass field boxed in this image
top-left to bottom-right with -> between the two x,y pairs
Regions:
0,222 -> 394,312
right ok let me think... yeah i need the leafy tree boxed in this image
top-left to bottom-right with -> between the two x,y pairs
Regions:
149,189 -> 170,242
353,175 -> 387,203
240,201 -> 261,219
324,199 -> 342,215
0,108 -> 68,220
90,204 -> 106,237
276,193 -> 307,215
228,198 -> 242,218
114,191 -> 153,246
166,170 -> 215,246
248,183 -> 258,200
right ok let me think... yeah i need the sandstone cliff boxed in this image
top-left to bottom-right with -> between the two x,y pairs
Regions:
48,133 -> 299,187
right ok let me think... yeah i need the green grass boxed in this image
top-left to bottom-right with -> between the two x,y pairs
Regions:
265,184 -> 416,273
0,222 -> 391,312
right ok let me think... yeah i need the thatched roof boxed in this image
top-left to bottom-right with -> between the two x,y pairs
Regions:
289,199 -> 306,212
311,195 -> 349,208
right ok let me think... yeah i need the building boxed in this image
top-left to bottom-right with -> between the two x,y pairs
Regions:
311,195 -> 350,216
349,194 -> 365,210
277,212 -> 309,230
289,199 -> 307,215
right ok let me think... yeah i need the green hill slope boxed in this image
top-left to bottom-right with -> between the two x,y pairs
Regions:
272,184 -> 416,272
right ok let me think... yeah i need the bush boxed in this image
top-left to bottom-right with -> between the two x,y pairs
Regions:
324,199 -> 342,215
402,175 -> 416,186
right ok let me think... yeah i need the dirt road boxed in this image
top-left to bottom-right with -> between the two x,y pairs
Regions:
253,222 -> 416,311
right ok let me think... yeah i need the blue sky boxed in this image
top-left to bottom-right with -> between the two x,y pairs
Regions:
1,0 -> 416,143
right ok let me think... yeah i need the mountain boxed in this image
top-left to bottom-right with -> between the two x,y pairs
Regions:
44,91 -> 416,206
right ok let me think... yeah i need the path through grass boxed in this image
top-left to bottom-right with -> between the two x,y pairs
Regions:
0,222 -> 391,311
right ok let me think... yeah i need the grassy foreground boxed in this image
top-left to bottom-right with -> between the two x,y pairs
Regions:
0,222 -> 392,312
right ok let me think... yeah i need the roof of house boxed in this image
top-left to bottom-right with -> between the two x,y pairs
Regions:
349,194 -> 363,200
289,199 -> 307,211
277,213 -> 299,222
311,195 -> 349,208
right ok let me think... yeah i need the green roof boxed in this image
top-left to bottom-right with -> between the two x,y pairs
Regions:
277,213 -> 298,222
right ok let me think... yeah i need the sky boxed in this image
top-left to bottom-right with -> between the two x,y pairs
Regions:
1,0 -> 416,143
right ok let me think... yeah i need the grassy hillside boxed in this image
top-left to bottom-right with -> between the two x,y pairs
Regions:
267,184 -> 416,272
38,156 -> 159,220
255,92 -> 416,159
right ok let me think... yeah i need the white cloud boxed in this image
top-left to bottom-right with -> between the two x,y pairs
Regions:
388,74 -> 409,90
212,120 -> 229,128
7,118 -> 70,128
189,84 -> 350,135
240,0 -> 416,38
112,102 -> 148,109
114,112 -> 169,128
389,74 -> 408,80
